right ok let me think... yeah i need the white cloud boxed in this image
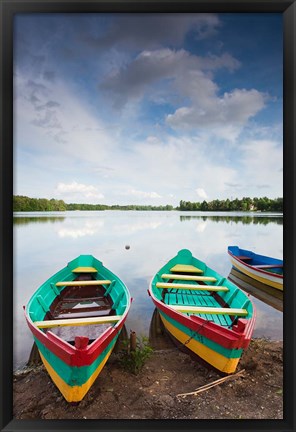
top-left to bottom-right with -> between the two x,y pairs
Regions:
101,48 -> 240,110
14,73 -> 116,162
55,181 -> 104,202
196,188 -> 208,199
166,88 -> 266,141
87,14 -> 221,51
240,139 -> 283,195
123,188 -> 162,199
101,46 -> 265,142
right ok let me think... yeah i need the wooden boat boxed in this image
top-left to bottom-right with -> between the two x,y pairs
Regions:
148,249 -> 255,374
228,246 -> 283,291
24,255 -> 131,402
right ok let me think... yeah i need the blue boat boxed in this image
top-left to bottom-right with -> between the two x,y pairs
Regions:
228,246 -> 283,291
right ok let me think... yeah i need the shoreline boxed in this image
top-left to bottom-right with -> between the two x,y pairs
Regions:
13,337 -> 283,420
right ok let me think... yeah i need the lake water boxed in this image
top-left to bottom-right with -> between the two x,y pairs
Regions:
13,210 -> 283,370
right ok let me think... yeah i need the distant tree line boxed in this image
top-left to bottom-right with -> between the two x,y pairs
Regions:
13,196 -> 67,212
13,195 -> 174,212
13,195 -> 283,212
178,197 -> 283,212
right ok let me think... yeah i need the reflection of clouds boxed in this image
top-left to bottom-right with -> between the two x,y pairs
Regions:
115,220 -> 163,234
57,220 -> 104,238
195,222 -> 207,233
252,300 -> 283,340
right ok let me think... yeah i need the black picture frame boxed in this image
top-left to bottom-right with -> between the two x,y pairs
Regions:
1,1 -> 295,431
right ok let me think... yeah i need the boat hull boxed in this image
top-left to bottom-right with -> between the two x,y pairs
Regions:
228,246 -> 283,291
159,309 -> 242,374
148,249 -> 255,374
24,255 -> 131,402
33,331 -> 118,402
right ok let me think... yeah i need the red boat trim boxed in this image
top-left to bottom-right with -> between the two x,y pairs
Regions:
228,251 -> 283,280
149,290 -> 255,350
25,308 -> 128,367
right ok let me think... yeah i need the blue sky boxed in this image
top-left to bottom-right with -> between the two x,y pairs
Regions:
14,13 -> 283,205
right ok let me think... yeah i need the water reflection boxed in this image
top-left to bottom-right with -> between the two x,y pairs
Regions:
13,216 -> 66,225
149,308 -> 175,350
180,215 -> 283,225
57,220 -> 105,238
13,210 -> 283,369
228,268 -> 283,312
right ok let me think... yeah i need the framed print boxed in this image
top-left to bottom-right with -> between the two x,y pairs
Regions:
1,1 -> 295,431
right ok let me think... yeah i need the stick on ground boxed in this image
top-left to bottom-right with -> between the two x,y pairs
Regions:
177,369 -> 245,398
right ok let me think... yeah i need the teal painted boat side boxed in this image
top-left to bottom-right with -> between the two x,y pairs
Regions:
158,310 -> 243,359
34,333 -> 118,387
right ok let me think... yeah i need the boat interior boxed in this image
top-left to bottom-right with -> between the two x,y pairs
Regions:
237,255 -> 283,275
34,271 -> 123,346
155,263 -> 251,328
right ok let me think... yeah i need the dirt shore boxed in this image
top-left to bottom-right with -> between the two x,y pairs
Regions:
13,338 -> 283,420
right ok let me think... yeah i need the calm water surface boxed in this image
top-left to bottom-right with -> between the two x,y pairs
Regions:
13,211 -> 283,370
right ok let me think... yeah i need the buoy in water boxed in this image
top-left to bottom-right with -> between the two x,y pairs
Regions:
125,245 -> 130,250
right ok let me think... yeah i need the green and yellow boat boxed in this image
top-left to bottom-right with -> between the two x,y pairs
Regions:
148,249 -> 256,374
24,255 -> 131,402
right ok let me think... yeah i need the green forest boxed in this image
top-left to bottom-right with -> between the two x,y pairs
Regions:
13,195 -> 174,212
178,197 -> 283,212
13,195 -> 283,212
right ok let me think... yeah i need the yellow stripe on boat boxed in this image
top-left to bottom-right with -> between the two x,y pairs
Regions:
170,264 -> 203,274
161,274 -> 217,282
72,267 -> 98,273
170,305 -> 248,316
160,315 -> 240,374
34,315 -> 121,328
231,259 -> 283,291
56,280 -> 111,287
156,282 -> 229,292
39,349 -> 112,402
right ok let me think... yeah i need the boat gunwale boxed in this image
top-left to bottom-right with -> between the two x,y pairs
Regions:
148,278 -> 256,351
24,257 -> 132,367
228,249 -> 283,281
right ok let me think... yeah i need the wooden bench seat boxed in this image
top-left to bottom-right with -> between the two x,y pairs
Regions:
170,305 -> 248,316
161,274 -> 217,282
170,264 -> 203,274
34,315 -> 121,328
56,279 -> 112,287
156,282 -> 228,292
72,267 -> 98,273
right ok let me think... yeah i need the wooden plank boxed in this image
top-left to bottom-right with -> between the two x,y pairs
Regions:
170,264 -> 203,274
161,274 -> 217,282
56,279 -> 111,287
156,282 -> 228,292
34,315 -> 121,328
170,305 -> 248,316
72,267 -> 98,273
252,264 -> 283,269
